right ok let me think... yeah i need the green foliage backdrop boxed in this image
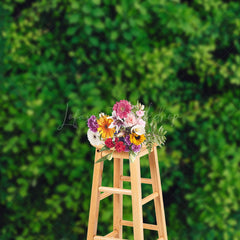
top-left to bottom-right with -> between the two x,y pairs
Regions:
1,0 -> 240,239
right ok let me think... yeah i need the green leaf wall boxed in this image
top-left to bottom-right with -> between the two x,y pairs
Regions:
1,0 -> 240,239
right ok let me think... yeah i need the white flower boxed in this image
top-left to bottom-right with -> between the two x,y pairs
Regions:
111,110 -> 117,118
87,129 -> 104,146
136,110 -> 145,117
108,121 -> 115,129
136,101 -> 144,111
108,110 -> 124,132
131,125 -> 145,135
137,118 -> 146,127
99,112 -> 105,118
116,131 -> 125,137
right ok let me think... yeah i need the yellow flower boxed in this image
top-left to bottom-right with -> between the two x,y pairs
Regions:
97,115 -> 115,139
129,132 -> 146,145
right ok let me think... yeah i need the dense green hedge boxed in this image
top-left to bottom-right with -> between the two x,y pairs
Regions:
1,0 -> 240,239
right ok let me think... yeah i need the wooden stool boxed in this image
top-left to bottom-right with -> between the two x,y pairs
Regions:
87,144 -> 168,240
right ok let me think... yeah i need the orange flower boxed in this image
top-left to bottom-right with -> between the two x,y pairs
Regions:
97,116 -> 115,139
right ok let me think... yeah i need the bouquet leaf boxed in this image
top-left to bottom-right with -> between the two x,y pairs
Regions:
129,150 -> 138,163
99,145 -> 110,152
95,152 -> 113,163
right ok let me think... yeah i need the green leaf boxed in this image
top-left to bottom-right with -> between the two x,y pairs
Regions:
69,14 -> 80,23
92,0 -> 101,5
95,152 -> 113,163
99,146 -> 110,152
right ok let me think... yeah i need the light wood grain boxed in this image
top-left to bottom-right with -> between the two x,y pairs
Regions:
129,156 -> 144,240
99,186 -> 132,195
113,158 -> 123,238
104,230 -> 117,237
87,149 -> 104,240
99,192 -> 112,201
120,176 -> 152,184
94,236 -> 127,240
120,220 -> 158,231
142,192 -> 159,205
93,143 -> 158,159
149,146 -> 168,240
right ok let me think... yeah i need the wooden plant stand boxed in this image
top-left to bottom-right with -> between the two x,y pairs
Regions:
86,144 -> 168,240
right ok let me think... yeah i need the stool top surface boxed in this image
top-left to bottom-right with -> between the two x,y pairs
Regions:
93,143 -> 158,159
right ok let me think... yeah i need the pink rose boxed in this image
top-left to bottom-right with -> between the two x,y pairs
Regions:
125,113 -> 137,127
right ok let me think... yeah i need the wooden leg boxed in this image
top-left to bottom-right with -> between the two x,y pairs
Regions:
149,147 -> 168,240
129,157 -> 144,240
87,149 -> 104,240
113,158 -> 123,238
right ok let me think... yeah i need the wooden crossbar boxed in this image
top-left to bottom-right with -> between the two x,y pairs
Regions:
120,220 -> 158,231
99,186 -> 132,195
104,230 -> 117,237
120,176 -> 152,184
142,192 -> 159,205
94,236 -> 127,240
99,192 -> 112,201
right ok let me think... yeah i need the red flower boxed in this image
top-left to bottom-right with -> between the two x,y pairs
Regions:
105,138 -> 115,148
115,141 -> 125,152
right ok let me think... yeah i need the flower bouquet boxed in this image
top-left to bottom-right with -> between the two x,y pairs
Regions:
87,100 -> 167,163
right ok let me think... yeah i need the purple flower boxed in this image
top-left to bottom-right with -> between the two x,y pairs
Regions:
87,115 -> 99,132
124,145 -> 130,152
131,144 -> 141,153
124,135 -> 131,146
